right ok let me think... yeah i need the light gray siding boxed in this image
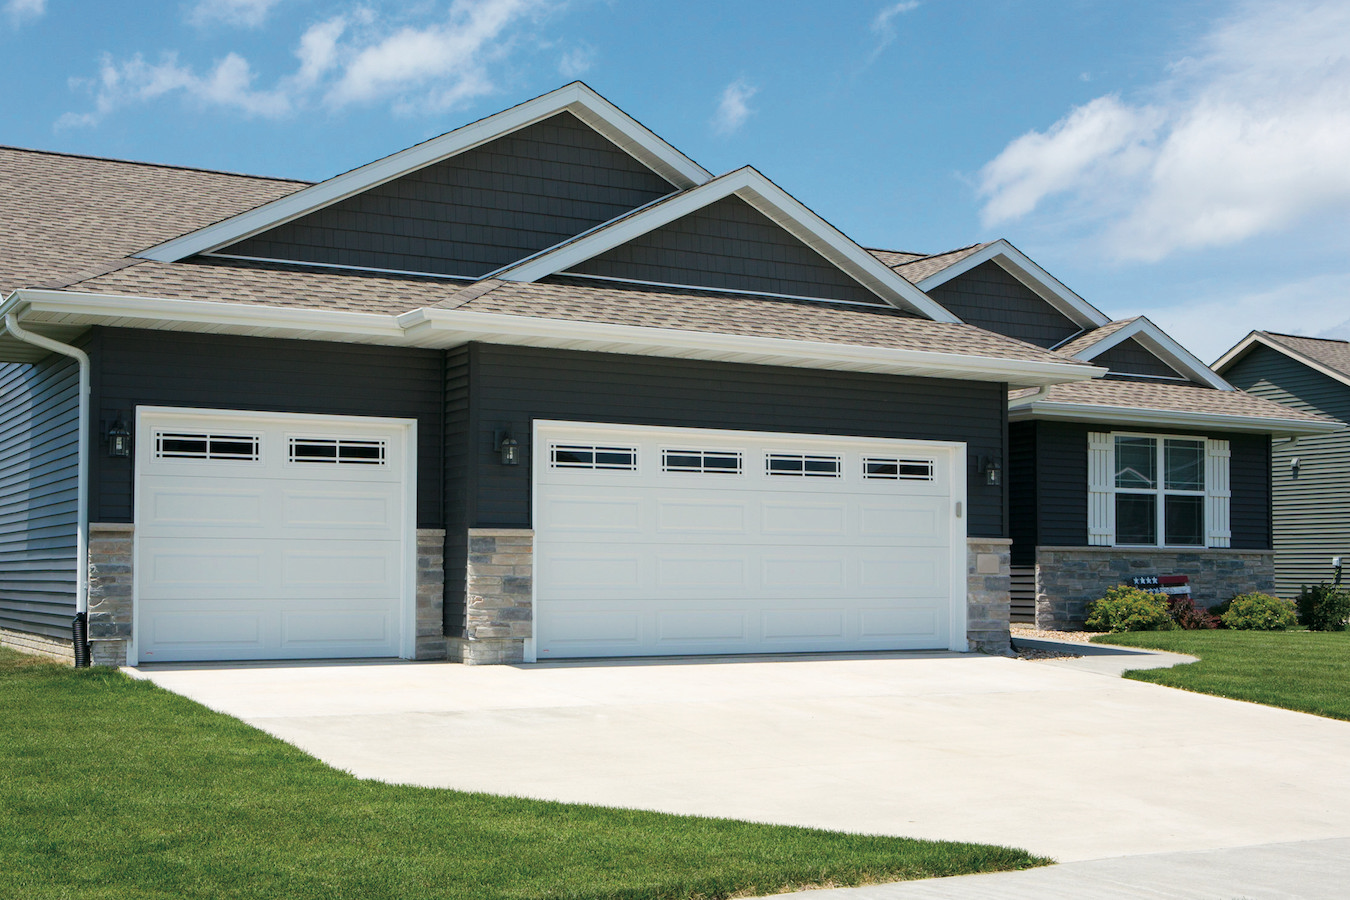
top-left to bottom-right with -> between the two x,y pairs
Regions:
1223,344 -> 1350,596
0,356 -> 79,640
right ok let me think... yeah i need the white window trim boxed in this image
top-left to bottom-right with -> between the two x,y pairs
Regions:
1089,430 -> 1229,549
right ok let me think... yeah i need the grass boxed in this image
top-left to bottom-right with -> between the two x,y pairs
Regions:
0,649 -> 1048,899
1092,629 -> 1350,721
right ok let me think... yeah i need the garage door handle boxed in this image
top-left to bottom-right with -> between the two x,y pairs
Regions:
954,501 -> 962,518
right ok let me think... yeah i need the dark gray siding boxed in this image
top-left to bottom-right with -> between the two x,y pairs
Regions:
1223,344 -> 1350,595
1025,420 -> 1270,551
567,195 -> 888,305
925,262 -> 1081,348
223,112 -> 675,278
87,328 -> 445,527
1095,338 -> 1187,380
1009,421 -> 1038,566
443,345 -> 470,637
0,357 -> 79,639
461,340 -> 1006,531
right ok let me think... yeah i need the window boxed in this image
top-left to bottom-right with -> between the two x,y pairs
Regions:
863,457 -> 933,481
289,437 -> 386,465
765,453 -> 841,477
662,449 -> 742,474
155,431 -> 260,461
1112,435 -> 1205,546
550,444 -> 637,470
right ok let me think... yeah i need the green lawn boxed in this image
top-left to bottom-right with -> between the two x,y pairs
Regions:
1093,630 -> 1350,721
0,649 -> 1047,899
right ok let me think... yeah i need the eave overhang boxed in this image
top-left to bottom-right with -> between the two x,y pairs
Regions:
1007,398 -> 1343,436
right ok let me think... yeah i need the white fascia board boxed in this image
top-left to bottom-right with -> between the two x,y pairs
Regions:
1007,399 -> 1343,436
491,168 -> 960,323
1213,332 -> 1350,392
913,240 -> 1111,329
136,82 -> 711,263
1072,316 -> 1233,391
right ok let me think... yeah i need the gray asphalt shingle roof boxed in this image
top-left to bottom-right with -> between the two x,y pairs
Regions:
1011,378 -> 1334,424
1255,332 -> 1350,381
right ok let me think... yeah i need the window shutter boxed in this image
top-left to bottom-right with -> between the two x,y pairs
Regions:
1088,432 -> 1113,546
1206,438 -> 1231,548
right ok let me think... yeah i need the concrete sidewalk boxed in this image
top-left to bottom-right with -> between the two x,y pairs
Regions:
130,650 -> 1350,863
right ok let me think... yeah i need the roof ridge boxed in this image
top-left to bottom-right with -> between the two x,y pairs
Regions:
0,144 -> 311,185
1262,330 -> 1350,345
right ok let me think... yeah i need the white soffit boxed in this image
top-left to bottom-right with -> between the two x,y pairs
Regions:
488,167 -> 960,323
135,82 -> 712,263
1213,332 -> 1350,392
1007,399 -> 1342,436
2,288 -> 1098,388
913,240 -> 1111,330
1071,316 -> 1233,391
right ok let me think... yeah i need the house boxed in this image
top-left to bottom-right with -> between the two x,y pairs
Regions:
1214,332 -> 1350,597
0,83 -> 1331,667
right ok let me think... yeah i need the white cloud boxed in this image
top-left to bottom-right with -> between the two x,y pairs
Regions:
61,0 -> 562,126
869,1 -> 919,57
712,78 -> 757,135
978,1 -> 1350,262
188,0 -> 285,29
558,44 -> 593,79
4,0 -> 44,25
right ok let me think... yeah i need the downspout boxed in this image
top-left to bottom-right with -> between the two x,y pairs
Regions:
3,311 -> 92,665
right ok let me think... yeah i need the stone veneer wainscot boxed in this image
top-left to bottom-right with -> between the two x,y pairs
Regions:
967,538 -> 1012,654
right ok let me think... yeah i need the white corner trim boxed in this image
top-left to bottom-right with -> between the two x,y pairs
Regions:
136,82 -> 712,263
1070,316 -> 1233,391
1007,399 -> 1343,435
489,167 -> 960,323
1213,331 -> 1350,393
912,239 -> 1111,330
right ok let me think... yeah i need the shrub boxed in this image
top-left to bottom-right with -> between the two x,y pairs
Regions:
1221,592 -> 1298,631
1296,584 -> 1350,632
1085,585 -> 1175,633
1207,599 -> 1232,626
1167,595 -> 1218,629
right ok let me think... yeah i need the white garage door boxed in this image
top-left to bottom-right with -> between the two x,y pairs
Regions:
135,408 -> 414,663
533,421 -> 965,660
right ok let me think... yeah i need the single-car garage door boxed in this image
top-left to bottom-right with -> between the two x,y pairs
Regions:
135,408 -> 415,663
532,421 -> 965,660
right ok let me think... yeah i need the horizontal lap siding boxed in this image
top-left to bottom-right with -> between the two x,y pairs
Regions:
89,328 -> 445,527
925,262 -> 1081,348
444,345 -> 470,637
466,343 -> 1006,537
1009,421 -> 1038,566
1223,345 -> 1350,595
0,357 -> 79,639
223,112 -> 674,278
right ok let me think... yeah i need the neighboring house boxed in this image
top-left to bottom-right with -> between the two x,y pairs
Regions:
1214,332 -> 1350,597
0,83 -> 1330,667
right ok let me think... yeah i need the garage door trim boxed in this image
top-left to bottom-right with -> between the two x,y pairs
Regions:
527,420 -> 969,661
131,406 -> 419,663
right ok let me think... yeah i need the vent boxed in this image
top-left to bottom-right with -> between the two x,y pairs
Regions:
551,444 -> 638,471
662,449 -> 742,474
289,437 -> 386,465
766,453 -> 841,478
863,457 -> 934,481
155,432 -> 260,461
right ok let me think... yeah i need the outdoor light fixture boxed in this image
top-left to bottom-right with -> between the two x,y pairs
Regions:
495,428 -> 520,466
983,457 -> 1002,487
106,418 -> 131,458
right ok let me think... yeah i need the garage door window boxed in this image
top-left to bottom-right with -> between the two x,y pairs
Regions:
765,453 -> 841,477
864,457 -> 934,481
155,431 -> 260,462
662,449 -> 742,474
551,444 -> 638,470
288,437 -> 386,465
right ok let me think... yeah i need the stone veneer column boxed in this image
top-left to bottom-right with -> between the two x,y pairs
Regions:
452,528 -> 533,665
87,523 -> 134,667
1034,546 -> 1277,630
415,528 -> 447,660
966,537 -> 1012,653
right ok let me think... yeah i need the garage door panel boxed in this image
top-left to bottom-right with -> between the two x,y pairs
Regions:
858,500 -> 947,540
281,489 -> 397,531
144,547 -> 266,589
540,496 -> 644,533
656,609 -> 748,643
859,605 -> 944,640
280,543 -> 399,592
761,556 -> 846,589
540,608 -> 642,647
280,608 -> 395,647
858,552 -> 947,594
148,610 -> 264,648
656,499 -> 746,534
760,608 -> 846,641
760,501 -> 847,535
142,484 -> 266,532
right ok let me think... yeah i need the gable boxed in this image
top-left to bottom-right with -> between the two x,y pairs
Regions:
924,261 -> 1081,347
565,194 -> 889,306
218,111 -> 676,278
1095,337 -> 1190,380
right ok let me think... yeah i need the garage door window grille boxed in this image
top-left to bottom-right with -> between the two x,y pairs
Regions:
289,438 -> 386,466
551,444 -> 637,470
155,431 -> 261,462
765,453 -> 841,477
863,457 -> 934,481
662,449 -> 742,474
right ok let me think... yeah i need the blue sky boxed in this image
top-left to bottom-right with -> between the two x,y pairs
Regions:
3,0 -> 1348,362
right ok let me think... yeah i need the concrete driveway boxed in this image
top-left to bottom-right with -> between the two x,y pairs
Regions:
130,650 -> 1350,863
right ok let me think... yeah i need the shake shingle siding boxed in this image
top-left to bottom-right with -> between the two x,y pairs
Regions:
222,112 -> 675,278
924,262 -> 1081,348
463,343 -> 1007,538
0,357 -> 79,639
1094,338 -> 1187,379
566,195 -> 888,305
1223,344 -> 1350,595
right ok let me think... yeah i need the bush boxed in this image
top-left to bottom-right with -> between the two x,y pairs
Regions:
1296,584 -> 1350,632
1221,592 -> 1298,630
1207,599 -> 1232,626
1085,585 -> 1175,633
1167,595 -> 1217,629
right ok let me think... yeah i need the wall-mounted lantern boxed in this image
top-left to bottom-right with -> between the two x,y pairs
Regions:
494,428 -> 520,466
107,418 -> 131,458
983,457 -> 1002,487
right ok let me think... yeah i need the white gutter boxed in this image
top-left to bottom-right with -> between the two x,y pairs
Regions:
1,310 -> 91,620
